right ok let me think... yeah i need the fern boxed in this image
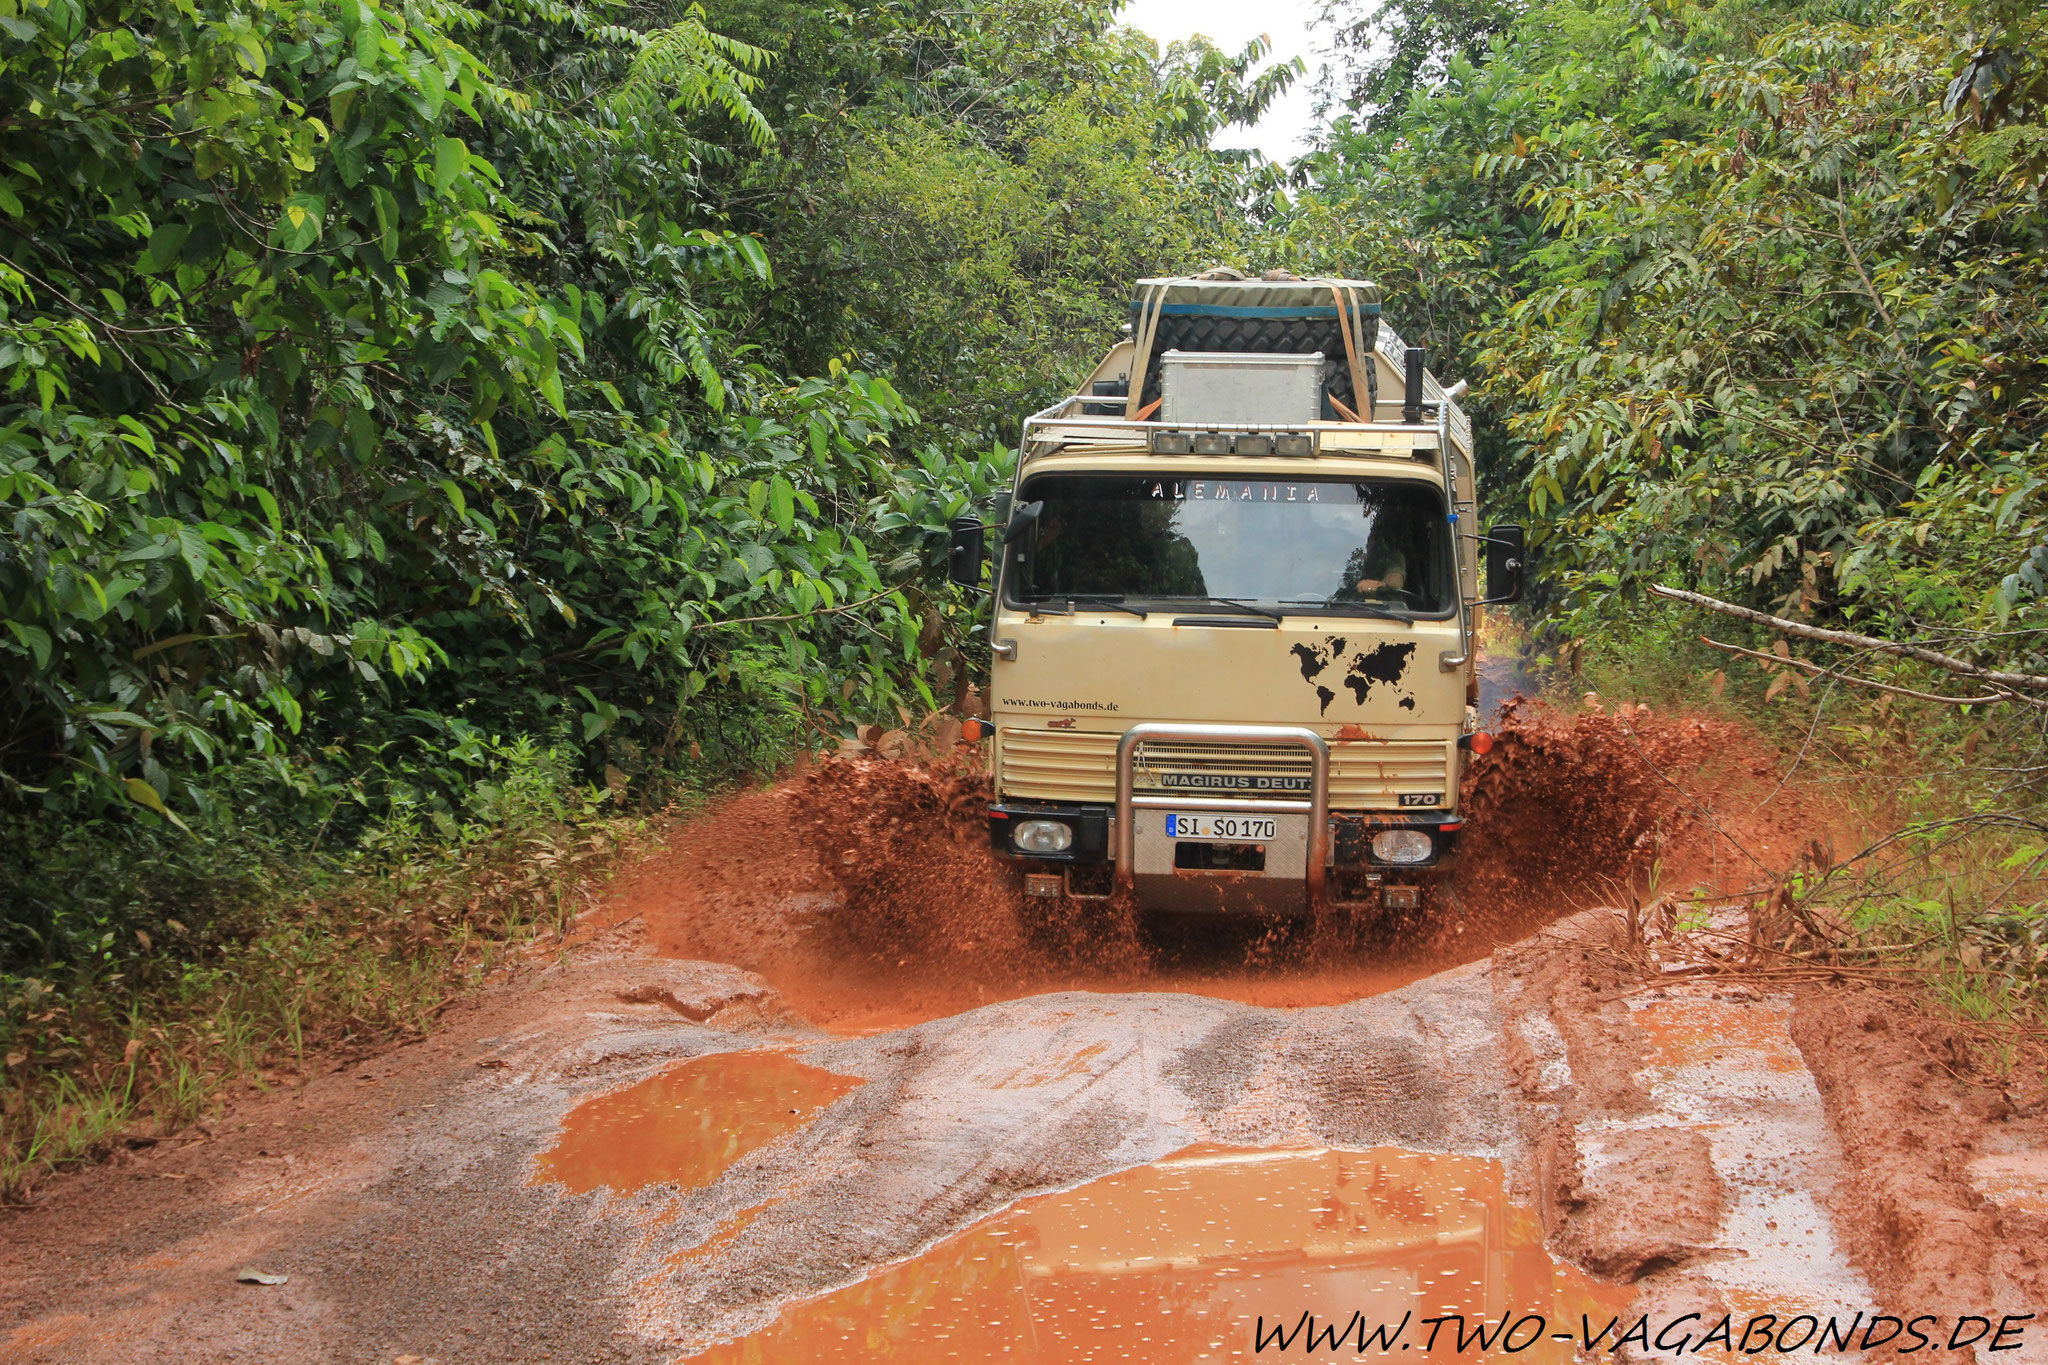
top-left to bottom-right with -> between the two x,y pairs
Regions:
615,5 -> 775,149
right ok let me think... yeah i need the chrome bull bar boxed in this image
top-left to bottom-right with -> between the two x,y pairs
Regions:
1113,723 -> 1330,901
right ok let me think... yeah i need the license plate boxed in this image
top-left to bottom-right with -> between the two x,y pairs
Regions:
1164,813 -> 1277,841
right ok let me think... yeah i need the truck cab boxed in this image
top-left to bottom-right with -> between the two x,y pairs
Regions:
951,273 -> 1521,917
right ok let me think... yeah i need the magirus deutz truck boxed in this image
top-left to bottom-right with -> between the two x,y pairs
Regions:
948,271 -> 1523,917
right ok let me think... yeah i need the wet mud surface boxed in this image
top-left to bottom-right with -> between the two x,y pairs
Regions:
4,704 -> 2045,1363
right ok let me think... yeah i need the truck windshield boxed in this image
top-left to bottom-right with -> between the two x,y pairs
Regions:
1004,475 -> 1456,616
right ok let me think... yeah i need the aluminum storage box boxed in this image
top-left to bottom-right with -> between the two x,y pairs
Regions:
1157,350 -> 1324,426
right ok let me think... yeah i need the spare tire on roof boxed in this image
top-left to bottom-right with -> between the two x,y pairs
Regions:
1127,277 -> 1381,415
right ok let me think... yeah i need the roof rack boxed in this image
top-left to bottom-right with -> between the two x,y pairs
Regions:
1017,397 -> 1453,464
1018,314 -> 1471,466
1376,317 -> 1472,453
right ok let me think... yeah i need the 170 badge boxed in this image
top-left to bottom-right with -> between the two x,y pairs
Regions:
1399,793 -> 1442,807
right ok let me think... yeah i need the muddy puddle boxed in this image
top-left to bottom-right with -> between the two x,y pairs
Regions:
685,1145 -> 1632,1363
535,1051 -> 863,1194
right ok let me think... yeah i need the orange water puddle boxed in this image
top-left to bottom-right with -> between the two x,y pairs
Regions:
536,1051 -> 863,1194
686,1145 -> 1631,1363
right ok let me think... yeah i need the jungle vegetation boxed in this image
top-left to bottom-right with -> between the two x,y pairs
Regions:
1293,0 -> 2048,1024
3,0 -> 2045,1188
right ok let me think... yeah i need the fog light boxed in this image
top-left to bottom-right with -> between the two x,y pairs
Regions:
1191,431 -> 1233,455
1013,818 -> 1075,854
1234,433 -> 1273,456
1273,432 -> 1314,457
1370,829 -> 1433,864
1151,430 -> 1193,454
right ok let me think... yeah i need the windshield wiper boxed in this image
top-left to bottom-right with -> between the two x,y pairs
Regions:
1178,596 -> 1283,621
1280,598 -> 1413,621
1025,594 -> 1149,619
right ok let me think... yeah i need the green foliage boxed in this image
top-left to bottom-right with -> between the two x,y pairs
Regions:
695,2 -> 1296,437
1484,9 -> 2048,653
615,5 -> 777,148
1320,0 -> 1525,127
768,98 -> 1226,436
0,0 -> 1011,841
1289,0 -> 2048,676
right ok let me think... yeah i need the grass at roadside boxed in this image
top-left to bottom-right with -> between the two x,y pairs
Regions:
1531,607 -> 2048,1036
0,739 -> 681,1204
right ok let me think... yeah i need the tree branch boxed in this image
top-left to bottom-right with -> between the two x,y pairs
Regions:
1649,584 -> 2048,693
1697,635 -> 2013,706
694,584 -> 906,629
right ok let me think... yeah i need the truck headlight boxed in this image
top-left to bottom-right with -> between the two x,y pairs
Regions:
1370,829 -> 1434,864
1012,819 -> 1075,854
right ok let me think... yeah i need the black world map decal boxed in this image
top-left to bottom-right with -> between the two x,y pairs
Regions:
1288,637 -> 1418,715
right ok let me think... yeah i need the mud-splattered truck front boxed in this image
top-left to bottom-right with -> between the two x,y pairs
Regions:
948,273 -> 1524,917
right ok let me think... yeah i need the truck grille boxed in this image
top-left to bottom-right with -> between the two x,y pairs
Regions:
996,728 -> 1450,807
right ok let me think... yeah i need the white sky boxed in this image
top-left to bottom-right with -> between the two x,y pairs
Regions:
1117,0 -> 1327,163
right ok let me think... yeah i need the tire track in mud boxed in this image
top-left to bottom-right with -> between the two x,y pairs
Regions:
1495,913 -> 1879,1334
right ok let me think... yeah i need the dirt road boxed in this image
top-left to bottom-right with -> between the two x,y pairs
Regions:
4,718 -> 2045,1363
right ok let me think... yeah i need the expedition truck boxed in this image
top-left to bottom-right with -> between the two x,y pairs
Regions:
947,271 -> 1524,916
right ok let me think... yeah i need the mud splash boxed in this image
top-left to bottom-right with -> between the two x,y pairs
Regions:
600,702 -> 1820,1032
1456,698 -> 1854,916
609,753 -> 1056,1031
1457,703 -> 1723,897
685,1144 -> 1632,1363
535,1051 -> 863,1195
606,754 -> 1440,1030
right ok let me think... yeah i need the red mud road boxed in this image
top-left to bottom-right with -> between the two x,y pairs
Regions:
4,709 -> 2046,1364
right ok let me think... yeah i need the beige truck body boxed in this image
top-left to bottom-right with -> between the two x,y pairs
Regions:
972,275 -> 1501,915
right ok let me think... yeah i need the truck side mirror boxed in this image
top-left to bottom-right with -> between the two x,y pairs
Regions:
1001,500 -> 1043,544
947,517 -> 985,588
1483,524 -> 1525,605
